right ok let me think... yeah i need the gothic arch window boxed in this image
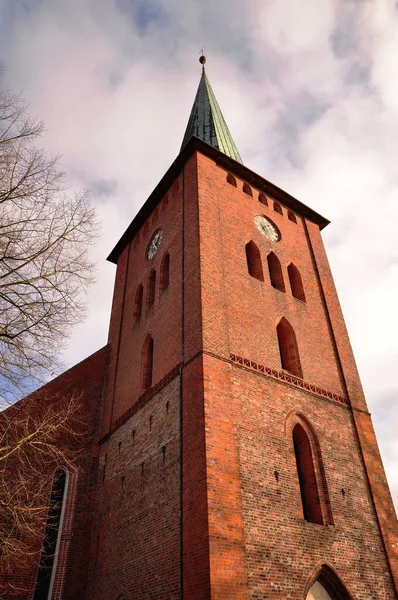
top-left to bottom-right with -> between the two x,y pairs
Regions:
306,565 -> 352,600
33,469 -> 68,600
288,263 -> 306,302
276,318 -> 302,377
146,270 -> 156,311
293,423 -> 323,523
159,253 -> 170,294
287,209 -> 297,223
287,414 -> 334,527
267,252 -> 285,292
273,201 -> 283,215
258,192 -> 268,206
133,284 -> 143,325
141,335 -> 154,392
245,241 -> 264,281
226,173 -> 237,187
243,182 -> 253,196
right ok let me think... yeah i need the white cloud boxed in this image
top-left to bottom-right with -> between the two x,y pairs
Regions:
2,0 -> 397,512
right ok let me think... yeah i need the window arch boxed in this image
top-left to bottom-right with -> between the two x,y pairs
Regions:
141,335 -> 154,392
245,241 -> 264,281
293,424 -> 322,523
288,263 -> 306,302
242,182 -> 253,196
159,253 -> 170,294
273,201 -> 283,214
146,270 -> 156,311
258,192 -> 268,206
267,252 -> 285,292
33,469 -> 68,600
133,284 -> 143,325
287,209 -> 297,223
276,318 -> 302,377
226,173 -> 237,187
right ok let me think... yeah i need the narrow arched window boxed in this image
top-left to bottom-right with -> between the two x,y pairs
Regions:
133,284 -> 143,325
287,210 -> 297,223
226,173 -> 237,187
273,201 -> 283,215
160,253 -> 170,294
267,252 -> 285,292
243,183 -> 252,196
146,270 -> 156,311
245,242 -> 264,281
288,263 -> 306,302
293,424 -> 322,523
276,318 -> 302,377
141,335 -> 154,391
258,192 -> 268,206
33,470 -> 67,600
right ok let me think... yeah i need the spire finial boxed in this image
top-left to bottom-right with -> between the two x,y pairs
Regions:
199,48 -> 206,72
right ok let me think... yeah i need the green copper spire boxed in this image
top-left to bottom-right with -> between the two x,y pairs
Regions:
181,56 -> 243,164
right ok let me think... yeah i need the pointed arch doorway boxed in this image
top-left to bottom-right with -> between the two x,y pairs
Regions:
305,565 -> 352,600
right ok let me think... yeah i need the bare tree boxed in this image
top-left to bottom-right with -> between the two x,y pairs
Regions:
0,391 -> 85,598
0,77 -> 100,597
0,82 -> 99,402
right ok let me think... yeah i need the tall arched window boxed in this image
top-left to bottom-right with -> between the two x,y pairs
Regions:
293,424 -> 322,523
288,263 -> 306,302
276,318 -> 302,377
146,270 -> 156,311
306,565 -> 351,600
159,253 -> 170,294
141,335 -> 154,392
33,470 -> 68,600
267,252 -> 285,292
245,241 -> 264,281
133,284 -> 143,325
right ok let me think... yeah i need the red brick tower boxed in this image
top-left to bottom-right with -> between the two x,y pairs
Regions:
87,59 -> 398,600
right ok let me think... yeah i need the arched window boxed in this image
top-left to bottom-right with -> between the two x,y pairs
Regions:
288,263 -> 306,302
306,565 -> 351,600
273,201 -> 283,215
287,209 -> 297,223
276,318 -> 302,377
293,424 -> 322,523
33,470 -> 68,600
267,252 -> 285,292
242,183 -> 253,196
146,270 -> 156,311
258,192 -> 268,206
226,173 -> 237,187
133,284 -> 143,325
141,335 -> 154,392
159,253 -> 170,294
245,242 -> 264,281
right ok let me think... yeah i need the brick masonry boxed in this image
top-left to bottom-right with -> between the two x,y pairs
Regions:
1,144 -> 397,599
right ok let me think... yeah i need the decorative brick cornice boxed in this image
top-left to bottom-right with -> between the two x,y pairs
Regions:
230,353 -> 349,407
101,363 -> 181,442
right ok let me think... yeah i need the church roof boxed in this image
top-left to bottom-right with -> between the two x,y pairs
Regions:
180,64 -> 243,164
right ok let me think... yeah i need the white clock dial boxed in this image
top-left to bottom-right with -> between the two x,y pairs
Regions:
254,216 -> 280,242
146,229 -> 163,261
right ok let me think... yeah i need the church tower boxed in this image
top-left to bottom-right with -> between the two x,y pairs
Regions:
88,58 -> 398,600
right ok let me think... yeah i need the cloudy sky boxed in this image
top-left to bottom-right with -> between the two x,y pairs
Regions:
1,0 -> 397,508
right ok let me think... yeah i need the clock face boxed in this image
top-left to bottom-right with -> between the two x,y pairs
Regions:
254,215 -> 280,242
146,229 -> 163,261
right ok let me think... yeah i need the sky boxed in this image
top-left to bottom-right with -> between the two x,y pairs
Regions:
0,0 -> 397,509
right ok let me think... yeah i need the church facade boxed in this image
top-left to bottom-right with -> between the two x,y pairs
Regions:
3,62 -> 398,600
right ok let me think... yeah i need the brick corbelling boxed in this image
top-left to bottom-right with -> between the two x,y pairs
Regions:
230,352 -> 350,407
101,363 -> 181,440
